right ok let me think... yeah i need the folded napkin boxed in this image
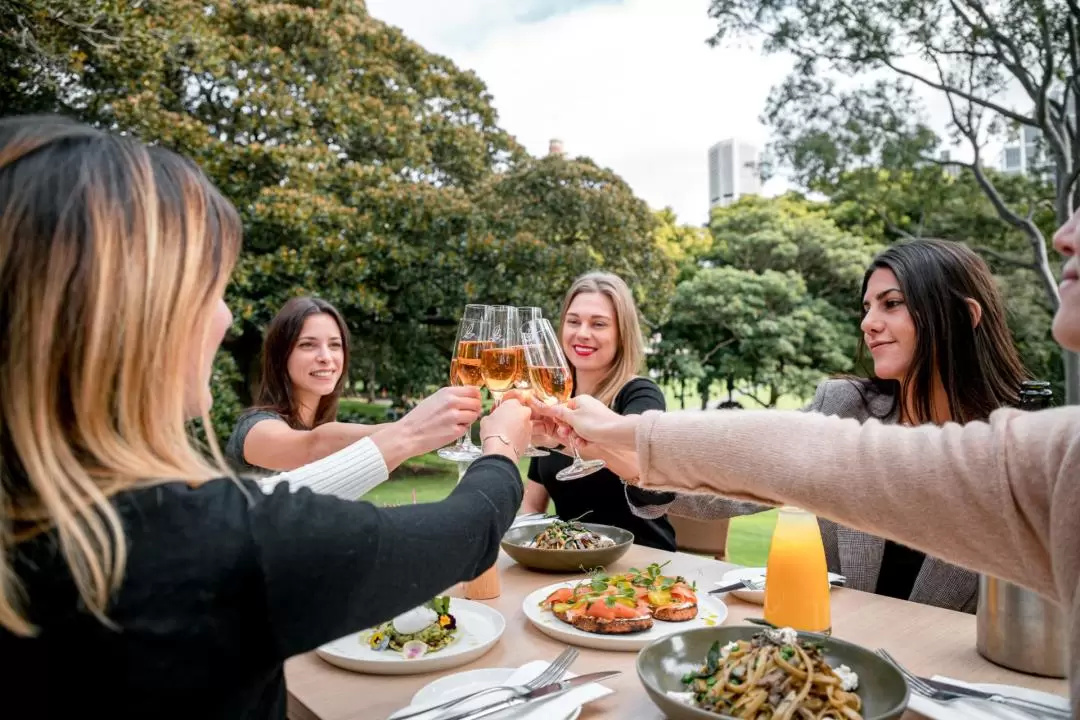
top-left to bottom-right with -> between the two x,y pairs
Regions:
906,675 -> 1070,720
386,660 -> 614,720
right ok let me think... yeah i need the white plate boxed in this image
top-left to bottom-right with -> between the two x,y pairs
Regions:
316,600 -> 505,675
717,566 -> 845,605
522,579 -> 728,651
907,679 -> 1069,719
400,667 -> 580,720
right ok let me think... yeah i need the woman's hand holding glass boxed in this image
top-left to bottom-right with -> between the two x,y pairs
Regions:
522,318 -> 605,480
545,395 -> 642,453
479,397 -> 533,463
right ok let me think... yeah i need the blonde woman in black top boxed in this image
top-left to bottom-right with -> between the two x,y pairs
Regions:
524,272 -> 675,550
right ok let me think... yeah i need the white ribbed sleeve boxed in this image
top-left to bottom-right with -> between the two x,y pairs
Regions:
255,437 -> 389,500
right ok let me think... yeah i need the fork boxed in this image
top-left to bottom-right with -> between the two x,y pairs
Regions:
390,646 -> 579,720
875,648 -> 1070,719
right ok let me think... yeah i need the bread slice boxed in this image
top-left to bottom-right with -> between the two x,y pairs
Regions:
651,601 -> 698,622
569,613 -> 654,634
552,606 -> 654,634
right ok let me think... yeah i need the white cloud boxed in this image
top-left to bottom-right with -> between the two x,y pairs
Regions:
368,0 -> 792,225
367,0 -> 1039,226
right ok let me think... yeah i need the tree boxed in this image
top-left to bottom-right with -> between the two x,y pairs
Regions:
656,196 -> 876,407
708,0 -> 1080,401
652,206 -> 713,283
663,266 -> 852,408
474,154 -> 677,326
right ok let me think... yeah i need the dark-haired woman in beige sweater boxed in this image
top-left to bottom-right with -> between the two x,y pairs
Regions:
549,213 -> 1080,718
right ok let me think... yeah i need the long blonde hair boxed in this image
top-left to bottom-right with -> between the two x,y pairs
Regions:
558,272 -> 646,407
0,116 -> 241,636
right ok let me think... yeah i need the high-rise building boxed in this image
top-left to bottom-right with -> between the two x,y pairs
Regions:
1000,90 -> 1076,181
708,139 -> 761,209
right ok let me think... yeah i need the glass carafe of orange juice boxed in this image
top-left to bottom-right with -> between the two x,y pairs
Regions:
763,506 -> 831,632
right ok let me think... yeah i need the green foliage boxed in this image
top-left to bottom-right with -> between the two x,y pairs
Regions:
655,196 -> 876,407
652,207 -> 713,283
707,0 -> 1077,399
3,0 -> 674,404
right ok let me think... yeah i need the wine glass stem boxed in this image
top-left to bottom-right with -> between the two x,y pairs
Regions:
569,435 -> 585,462
462,420 -> 477,448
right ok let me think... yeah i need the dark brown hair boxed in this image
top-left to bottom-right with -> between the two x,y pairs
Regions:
854,238 -> 1028,424
252,297 -> 350,429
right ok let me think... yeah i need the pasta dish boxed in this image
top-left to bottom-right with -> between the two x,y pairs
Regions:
675,627 -> 862,719
529,519 -> 615,550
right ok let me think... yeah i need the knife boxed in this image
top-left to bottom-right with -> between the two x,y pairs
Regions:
709,578 -> 846,595
432,670 -> 621,720
919,676 -> 1071,718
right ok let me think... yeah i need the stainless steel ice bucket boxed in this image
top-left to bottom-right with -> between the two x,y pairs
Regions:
976,574 -> 1067,678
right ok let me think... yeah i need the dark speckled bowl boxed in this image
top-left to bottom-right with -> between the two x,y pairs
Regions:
637,625 -> 909,720
500,521 -> 634,572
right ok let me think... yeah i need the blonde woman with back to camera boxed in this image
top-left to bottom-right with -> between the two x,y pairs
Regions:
0,115 -> 532,718
551,221 -> 1080,718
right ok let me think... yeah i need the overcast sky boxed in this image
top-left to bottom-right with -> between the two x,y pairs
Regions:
365,0 -> 1027,227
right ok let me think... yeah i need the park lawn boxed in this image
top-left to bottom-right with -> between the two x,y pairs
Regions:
348,394 -> 779,565
365,452 -> 776,566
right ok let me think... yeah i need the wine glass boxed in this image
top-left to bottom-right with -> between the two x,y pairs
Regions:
523,318 -> 605,480
481,306 -> 522,405
516,307 -> 550,458
437,304 -> 491,461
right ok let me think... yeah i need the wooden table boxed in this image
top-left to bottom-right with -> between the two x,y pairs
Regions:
285,545 -> 1068,719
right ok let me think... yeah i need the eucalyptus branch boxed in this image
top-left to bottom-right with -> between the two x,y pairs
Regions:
956,0 -> 1041,99
971,246 -> 1037,270
877,55 -> 1035,127
873,207 -> 916,240
701,337 -> 737,364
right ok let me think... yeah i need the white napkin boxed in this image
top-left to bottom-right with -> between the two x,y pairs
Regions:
386,660 -> 614,720
906,675 -> 1070,720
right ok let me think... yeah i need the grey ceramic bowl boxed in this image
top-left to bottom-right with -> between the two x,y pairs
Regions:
500,521 -> 634,572
636,625 -> 909,720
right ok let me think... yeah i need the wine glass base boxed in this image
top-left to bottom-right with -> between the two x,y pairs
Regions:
437,446 -> 484,462
555,459 -> 606,481
523,446 -> 550,457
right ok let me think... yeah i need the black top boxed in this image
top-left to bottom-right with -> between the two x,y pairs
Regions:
1,455 -> 522,719
874,540 -> 927,600
528,377 -> 677,551
225,409 -> 287,473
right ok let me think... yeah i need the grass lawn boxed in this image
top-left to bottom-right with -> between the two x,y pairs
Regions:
365,451 -> 777,566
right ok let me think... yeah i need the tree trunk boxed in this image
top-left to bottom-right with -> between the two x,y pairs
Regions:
678,377 -> 687,409
699,379 -> 711,410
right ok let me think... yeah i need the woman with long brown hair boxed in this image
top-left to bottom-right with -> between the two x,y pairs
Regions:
226,296 -> 477,499
0,115 -> 531,717
620,238 -> 1030,611
522,271 -> 676,551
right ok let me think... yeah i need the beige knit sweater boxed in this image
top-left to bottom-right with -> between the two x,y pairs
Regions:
633,405 -> 1080,716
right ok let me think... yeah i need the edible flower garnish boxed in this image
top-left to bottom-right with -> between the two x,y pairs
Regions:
368,630 -> 390,651
401,640 -> 428,660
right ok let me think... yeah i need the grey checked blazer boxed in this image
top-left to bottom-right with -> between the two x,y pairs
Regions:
627,379 -> 979,614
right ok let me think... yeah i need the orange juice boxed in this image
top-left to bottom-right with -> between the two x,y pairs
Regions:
763,506 -> 831,632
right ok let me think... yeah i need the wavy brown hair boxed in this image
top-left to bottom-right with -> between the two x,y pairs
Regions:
854,238 -> 1028,424
0,115 -> 241,635
252,297 -> 351,429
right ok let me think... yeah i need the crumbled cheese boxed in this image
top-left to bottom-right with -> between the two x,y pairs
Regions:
719,640 -> 740,659
833,664 -> 859,691
666,691 -> 696,705
764,626 -> 798,646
